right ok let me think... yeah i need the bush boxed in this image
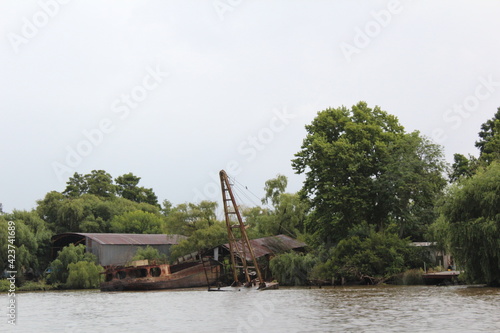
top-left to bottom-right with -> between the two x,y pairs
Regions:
66,261 -> 103,289
315,231 -> 421,284
392,269 -> 424,285
131,245 -> 167,263
18,280 -> 54,291
269,252 -> 318,286
47,244 -> 101,287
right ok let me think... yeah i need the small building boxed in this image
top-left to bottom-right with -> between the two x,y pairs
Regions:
51,233 -> 187,266
220,234 -> 307,262
176,234 -> 307,281
411,242 -> 454,269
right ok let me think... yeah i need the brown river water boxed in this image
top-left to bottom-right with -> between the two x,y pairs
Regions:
3,285 -> 500,332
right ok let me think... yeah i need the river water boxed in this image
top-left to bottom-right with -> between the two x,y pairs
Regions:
3,285 -> 500,332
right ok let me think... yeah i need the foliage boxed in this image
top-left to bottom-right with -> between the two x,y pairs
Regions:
437,161 -> 500,286
66,261 -> 103,289
37,191 -> 161,234
131,245 -> 167,263
170,222 -> 227,260
476,107 -> 500,165
244,175 -> 308,239
244,207 -> 275,238
312,231 -> 422,283
269,251 -> 318,286
392,269 -> 425,285
245,194 -> 308,238
163,201 -> 218,236
47,244 -> 98,285
110,210 -> 164,234
64,170 -> 116,198
115,172 -> 158,205
0,279 -> 11,292
292,102 -> 447,244
0,211 -> 53,278
262,174 -> 288,206
449,153 -> 477,183
17,280 -> 55,291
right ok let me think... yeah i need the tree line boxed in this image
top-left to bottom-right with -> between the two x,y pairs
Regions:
1,102 -> 499,289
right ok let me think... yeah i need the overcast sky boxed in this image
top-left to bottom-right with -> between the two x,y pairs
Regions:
1,0 -> 500,214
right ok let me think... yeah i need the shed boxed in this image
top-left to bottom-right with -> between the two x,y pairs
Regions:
51,233 -> 187,266
222,234 -> 307,261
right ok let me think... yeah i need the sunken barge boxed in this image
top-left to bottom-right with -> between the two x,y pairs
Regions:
100,260 -> 220,291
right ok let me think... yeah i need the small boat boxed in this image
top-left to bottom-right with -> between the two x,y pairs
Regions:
100,259 -> 220,291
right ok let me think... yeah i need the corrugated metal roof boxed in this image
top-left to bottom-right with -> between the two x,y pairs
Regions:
54,233 -> 186,245
222,234 -> 306,260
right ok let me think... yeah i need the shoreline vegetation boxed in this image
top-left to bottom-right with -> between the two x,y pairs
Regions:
1,103 -> 499,290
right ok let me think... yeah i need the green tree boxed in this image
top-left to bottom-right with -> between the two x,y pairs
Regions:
85,170 -> 116,197
66,261 -> 103,289
36,191 -> 65,228
262,174 -> 288,207
63,172 -> 88,197
163,201 -> 218,236
131,245 -> 167,263
47,244 -> 98,286
0,211 -> 53,279
115,173 -> 159,206
269,252 -> 318,286
449,153 -> 477,183
314,230 -> 420,283
63,170 -> 116,198
476,107 -> 500,164
244,175 -> 308,238
110,210 -> 163,234
170,222 -> 227,260
292,102 -> 446,244
161,199 -> 173,216
244,207 -> 275,237
56,199 -> 85,233
437,161 -> 500,286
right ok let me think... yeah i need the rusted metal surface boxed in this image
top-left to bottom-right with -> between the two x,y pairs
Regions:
100,260 -> 220,291
222,234 -> 306,261
220,169 -> 263,286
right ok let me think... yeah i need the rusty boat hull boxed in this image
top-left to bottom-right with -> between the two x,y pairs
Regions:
100,261 -> 220,292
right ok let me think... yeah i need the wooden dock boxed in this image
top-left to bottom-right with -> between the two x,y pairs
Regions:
422,271 -> 460,284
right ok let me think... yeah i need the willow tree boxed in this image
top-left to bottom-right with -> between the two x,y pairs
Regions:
292,102 -> 446,244
438,161 -> 500,286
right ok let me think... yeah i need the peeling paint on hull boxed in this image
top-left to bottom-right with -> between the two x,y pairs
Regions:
100,262 -> 220,292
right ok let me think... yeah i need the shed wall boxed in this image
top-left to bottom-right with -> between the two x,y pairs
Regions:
87,243 -> 171,266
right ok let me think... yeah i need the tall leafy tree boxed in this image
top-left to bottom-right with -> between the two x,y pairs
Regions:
63,170 -> 115,198
292,102 -> 446,244
476,108 -> 500,165
262,174 -> 288,207
115,173 -> 159,206
438,161 -> 500,286
163,201 -> 218,235
63,172 -> 88,197
85,170 -> 115,197
110,210 -> 164,234
449,153 -> 477,183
